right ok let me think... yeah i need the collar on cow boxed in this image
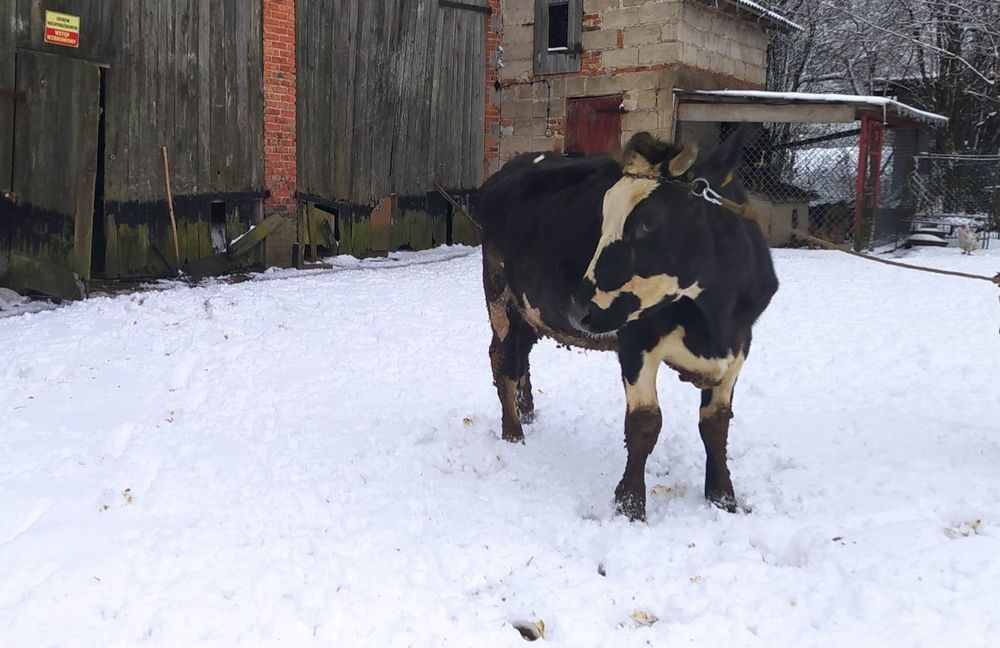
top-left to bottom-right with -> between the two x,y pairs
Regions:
621,171 -> 754,221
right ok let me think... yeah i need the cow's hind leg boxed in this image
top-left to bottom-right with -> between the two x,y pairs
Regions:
698,348 -> 747,513
483,244 -> 535,442
614,342 -> 663,521
488,317 -> 536,442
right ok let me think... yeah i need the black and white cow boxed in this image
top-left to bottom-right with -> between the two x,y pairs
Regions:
473,131 -> 778,521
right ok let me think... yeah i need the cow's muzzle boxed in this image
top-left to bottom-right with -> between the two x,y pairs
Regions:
569,283 -> 637,336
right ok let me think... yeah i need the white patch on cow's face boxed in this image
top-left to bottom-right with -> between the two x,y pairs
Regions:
584,174 -> 658,283
591,273 -> 704,317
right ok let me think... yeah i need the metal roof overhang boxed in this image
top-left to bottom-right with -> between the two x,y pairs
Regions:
674,90 -> 949,127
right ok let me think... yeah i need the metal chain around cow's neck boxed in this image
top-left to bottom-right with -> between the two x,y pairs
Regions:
622,172 -> 744,216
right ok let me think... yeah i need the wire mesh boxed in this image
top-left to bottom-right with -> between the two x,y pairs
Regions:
738,123 -> 871,247
677,121 -> 1000,250
902,154 -> 1000,250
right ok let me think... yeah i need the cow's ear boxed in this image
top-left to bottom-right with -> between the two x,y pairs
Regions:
697,126 -> 748,185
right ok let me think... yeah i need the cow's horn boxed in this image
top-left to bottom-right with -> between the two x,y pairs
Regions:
668,143 -> 698,177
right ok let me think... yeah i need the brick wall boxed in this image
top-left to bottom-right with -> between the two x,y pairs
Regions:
494,0 -> 769,164
263,0 -> 297,219
484,0 -> 503,177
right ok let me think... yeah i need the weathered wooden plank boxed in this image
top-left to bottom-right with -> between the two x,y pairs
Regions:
227,213 -> 287,258
196,0 -> 211,195
469,7 -> 487,188
10,51 -> 100,278
0,251 -> 86,300
0,0 -> 14,193
173,0 -> 195,194
677,102 -> 857,124
233,0 -> 249,191
350,1 -> 373,203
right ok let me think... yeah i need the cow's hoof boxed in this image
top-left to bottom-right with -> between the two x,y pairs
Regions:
707,493 -> 740,514
518,410 -> 536,425
614,486 -> 646,522
502,430 -> 525,444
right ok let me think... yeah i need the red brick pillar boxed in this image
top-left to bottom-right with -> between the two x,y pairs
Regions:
263,0 -> 297,219
484,0 -> 503,179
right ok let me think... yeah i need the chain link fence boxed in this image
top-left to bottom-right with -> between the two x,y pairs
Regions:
738,123 -> 889,248
902,154 -> 1000,250
678,121 -> 1000,250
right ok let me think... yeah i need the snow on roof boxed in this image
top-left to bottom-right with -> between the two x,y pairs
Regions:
725,0 -> 804,32
686,89 -> 949,124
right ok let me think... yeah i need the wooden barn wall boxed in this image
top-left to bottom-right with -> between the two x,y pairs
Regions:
7,0 -> 265,278
102,0 -> 264,203
101,0 -> 265,277
297,0 -> 488,207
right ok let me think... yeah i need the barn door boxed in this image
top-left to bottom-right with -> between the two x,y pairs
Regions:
565,95 -> 623,157
1,50 -> 100,300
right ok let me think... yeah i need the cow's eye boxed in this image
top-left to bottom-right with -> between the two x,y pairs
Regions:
641,221 -> 656,234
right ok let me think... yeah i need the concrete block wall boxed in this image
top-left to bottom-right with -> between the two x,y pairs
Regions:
492,0 -> 768,163
676,1 -> 767,86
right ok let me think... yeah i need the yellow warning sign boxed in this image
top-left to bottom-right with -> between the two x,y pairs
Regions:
44,10 -> 80,48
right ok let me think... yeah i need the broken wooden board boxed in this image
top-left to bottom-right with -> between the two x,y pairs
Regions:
227,214 -> 287,259
0,251 -> 86,301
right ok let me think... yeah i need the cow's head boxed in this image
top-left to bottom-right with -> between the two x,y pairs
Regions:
570,130 -> 747,335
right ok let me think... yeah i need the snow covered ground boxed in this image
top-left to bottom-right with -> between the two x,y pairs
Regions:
1,245 -> 998,647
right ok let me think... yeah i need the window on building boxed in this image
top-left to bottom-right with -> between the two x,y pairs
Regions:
547,3 -> 570,51
534,0 -> 582,75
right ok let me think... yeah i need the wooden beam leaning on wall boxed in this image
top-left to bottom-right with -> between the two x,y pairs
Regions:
0,252 -> 87,301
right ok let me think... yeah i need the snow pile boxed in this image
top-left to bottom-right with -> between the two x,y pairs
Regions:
1,246 -> 999,646
0,287 -> 58,318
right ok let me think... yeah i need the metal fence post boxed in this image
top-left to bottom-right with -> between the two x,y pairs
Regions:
853,112 -> 884,252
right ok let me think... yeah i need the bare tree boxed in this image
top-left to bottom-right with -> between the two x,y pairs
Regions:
766,0 -> 1000,154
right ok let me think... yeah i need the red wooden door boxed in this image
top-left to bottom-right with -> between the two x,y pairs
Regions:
565,95 -> 623,156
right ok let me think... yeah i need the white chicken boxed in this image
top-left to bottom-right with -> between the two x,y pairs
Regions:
956,224 -> 978,255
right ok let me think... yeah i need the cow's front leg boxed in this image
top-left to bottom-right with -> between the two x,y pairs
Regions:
515,323 -> 537,424
614,344 -> 663,521
698,352 -> 745,512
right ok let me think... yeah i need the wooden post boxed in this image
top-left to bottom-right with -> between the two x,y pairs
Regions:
161,146 -> 181,268
989,160 -> 1000,234
853,113 -> 885,252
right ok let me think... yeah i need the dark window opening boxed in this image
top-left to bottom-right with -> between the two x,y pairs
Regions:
548,3 -> 570,50
534,0 -> 582,75
446,202 -> 455,246
210,201 -> 227,253
315,203 -> 340,257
